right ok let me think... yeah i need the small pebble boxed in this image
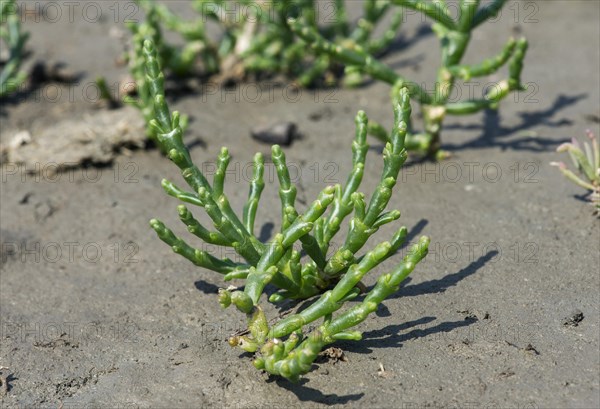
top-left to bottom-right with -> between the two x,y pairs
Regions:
562,309 -> 584,327
251,122 -> 298,146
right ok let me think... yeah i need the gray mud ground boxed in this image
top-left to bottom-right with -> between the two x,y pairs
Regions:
1,1 -> 599,408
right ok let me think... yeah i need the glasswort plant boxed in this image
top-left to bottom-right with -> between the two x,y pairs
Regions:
128,0 -> 404,87
290,0 -> 528,158
142,39 -> 429,381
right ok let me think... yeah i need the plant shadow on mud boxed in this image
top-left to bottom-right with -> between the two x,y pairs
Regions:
336,250 -> 498,355
441,93 -> 587,152
272,378 -> 365,405
392,249 -> 498,299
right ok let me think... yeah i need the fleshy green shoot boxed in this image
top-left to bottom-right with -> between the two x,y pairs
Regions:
142,39 -> 429,381
551,130 -> 600,215
290,0 -> 528,158
0,0 -> 29,97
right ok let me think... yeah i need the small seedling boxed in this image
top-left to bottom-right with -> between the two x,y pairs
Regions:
143,39 -> 429,381
291,0 -> 528,157
551,130 -> 600,215
0,0 -> 29,97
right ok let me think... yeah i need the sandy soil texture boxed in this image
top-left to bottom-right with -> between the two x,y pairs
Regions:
1,1 -> 599,408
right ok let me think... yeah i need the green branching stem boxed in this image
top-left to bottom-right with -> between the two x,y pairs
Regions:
391,0 -> 456,30
288,18 -> 431,105
323,88 -> 410,277
243,153 -> 265,236
144,40 -> 263,265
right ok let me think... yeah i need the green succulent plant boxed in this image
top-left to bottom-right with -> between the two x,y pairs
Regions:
142,39 -> 429,381
551,130 -> 600,215
290,0 -> 528,158
126,0 -> 404,87
0,0 -> 29,97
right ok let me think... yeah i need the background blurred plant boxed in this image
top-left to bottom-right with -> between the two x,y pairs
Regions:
551,130 -> 600,215
126,0 -> 403,87
291,0 -> 528,158
143,39 -> 429,381
0,0 -> 29,97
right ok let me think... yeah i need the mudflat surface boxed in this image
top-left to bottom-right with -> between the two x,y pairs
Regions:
1,1 -> 599,408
